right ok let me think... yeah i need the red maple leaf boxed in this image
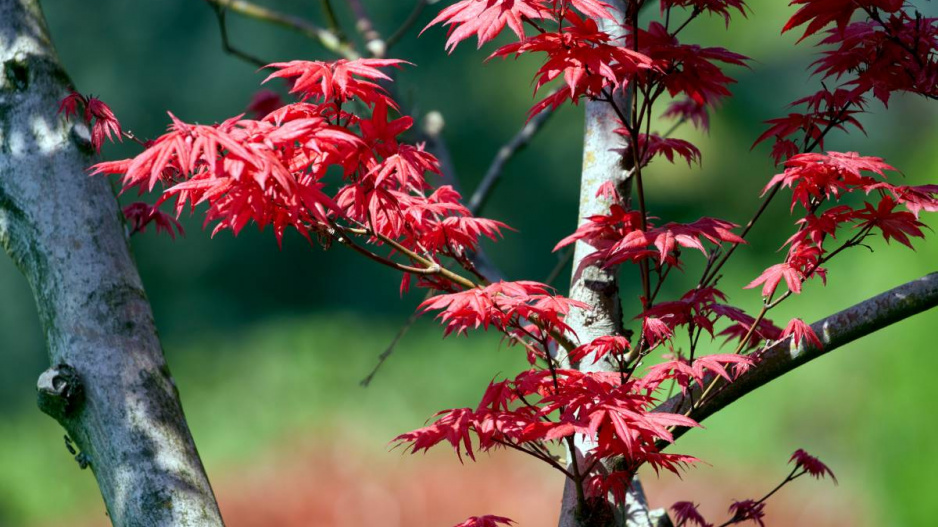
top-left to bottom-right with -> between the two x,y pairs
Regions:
246,89 -> 284,119
727,499 -> 766,526
634,133 -> 702,168
57,91 -> 84,122
122,202 -> 185,240
86,97 -> 123,152
263,59 -> 407,107
790,449 -> 838,483
855,196 -> 927,249
671,501 -> 713,527
781,318 -> 822,349
783,0 -> 904,41
424,0 -> 553,52
568,335 -> 631,364
745,263 -> 804,297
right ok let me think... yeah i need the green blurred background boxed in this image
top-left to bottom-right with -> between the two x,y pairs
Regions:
1,1 -> 936,525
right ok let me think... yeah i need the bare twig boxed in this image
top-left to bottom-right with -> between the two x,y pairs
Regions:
204,0 -> 359,59
346,0 -> 386,57
207,3 -> 268,67
387,0 -> 429,51
360,303 -> 425,387
468,98 -> 559,215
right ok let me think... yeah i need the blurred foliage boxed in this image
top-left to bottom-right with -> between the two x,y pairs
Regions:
0,1 -> 937,526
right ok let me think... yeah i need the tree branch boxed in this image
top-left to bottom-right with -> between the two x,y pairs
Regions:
0,1 -> 223,525
204,0 -> 359,59
656,273 -> 938,441
467,98 -> 559,215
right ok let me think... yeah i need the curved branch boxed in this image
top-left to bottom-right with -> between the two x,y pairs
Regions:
656,273 -> 938,440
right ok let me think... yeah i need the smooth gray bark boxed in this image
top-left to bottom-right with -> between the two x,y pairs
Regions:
558,2 -> 670,525
0,1 -> 224,525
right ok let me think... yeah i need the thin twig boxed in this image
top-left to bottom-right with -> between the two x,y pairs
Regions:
360,302 -> 425,386
545,249 -> 575,287
346,0 -> 386,57
320,0 -> 345,39
468,97 -> 560,215
387,0 -> 429,51
204,0 -> 358,59
207,3 -> 268,67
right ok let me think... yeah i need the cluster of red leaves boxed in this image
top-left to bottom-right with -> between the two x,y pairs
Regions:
418,281 -> 587,337
90,59 -> 505,276
629,22 -> 749,109
121,202 -> 184,240
757,1 -> 937,164
555,203 -> 745,270
395,365 -> 706,497
58,91 -> 122,152
747,151 -> 935,301
637,287 -> 783,355
491,11 -> 655,117
426,0 -> 749,120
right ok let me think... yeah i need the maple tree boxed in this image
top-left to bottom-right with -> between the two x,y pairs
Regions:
2,0 -> 938,526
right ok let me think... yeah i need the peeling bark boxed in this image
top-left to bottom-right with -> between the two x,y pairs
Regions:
0,1 -> 223,525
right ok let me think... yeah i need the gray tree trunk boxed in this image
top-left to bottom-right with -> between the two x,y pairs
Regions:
0,1 -> 224,525
557,2 -> 670,525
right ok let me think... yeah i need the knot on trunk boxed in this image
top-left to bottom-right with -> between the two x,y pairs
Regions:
37,364 -> 84,422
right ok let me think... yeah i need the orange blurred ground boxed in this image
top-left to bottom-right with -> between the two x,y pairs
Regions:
69,434 -> 870,527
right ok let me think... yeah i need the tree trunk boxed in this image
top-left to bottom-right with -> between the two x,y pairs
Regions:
0,1 -> 224,525
558,2 -> 670,525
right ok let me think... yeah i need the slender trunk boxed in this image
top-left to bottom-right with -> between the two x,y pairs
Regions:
559,2 -> 669,525
0,1 -> 224,525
